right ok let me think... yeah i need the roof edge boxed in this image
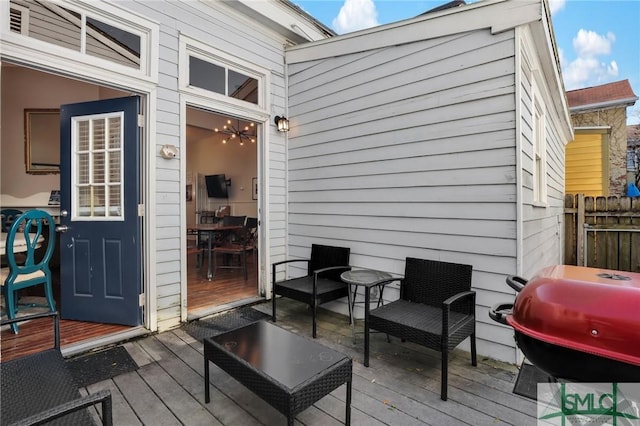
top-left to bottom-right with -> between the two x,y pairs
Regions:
570,97 -> 639,113
223,0 -> 334,44
285,0 -> 542,63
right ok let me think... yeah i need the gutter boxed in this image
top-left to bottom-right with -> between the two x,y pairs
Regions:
570,97 -> 639,113
280,0 -> 336,37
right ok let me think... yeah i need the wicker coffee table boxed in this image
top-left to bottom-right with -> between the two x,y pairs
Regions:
204,320 -> 352,425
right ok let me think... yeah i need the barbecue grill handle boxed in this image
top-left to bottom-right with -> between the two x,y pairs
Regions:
489,303 -> 513,325
506,275 -> 528,293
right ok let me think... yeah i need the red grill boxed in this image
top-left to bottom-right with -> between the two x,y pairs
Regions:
490,265 -> 640,382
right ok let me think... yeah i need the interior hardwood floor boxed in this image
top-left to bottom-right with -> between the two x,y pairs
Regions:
1,317 -> 129,362
186,249 -> 259,312
1,249 -> 259,362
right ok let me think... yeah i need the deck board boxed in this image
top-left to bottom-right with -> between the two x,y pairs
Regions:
113,365 -> 181,425
154,329 -> 269,426
86,379 -> 142,426
8,298 -> 536,425
138,361 -> 220,424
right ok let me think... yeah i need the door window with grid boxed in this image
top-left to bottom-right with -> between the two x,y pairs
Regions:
72,112 -> 124,220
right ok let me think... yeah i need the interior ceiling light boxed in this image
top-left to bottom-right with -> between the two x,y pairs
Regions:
214,119 -> 256,145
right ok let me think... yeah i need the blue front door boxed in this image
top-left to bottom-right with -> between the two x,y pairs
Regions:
59,96 -> 142,326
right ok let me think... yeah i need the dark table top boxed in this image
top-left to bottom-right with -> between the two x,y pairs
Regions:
207,321 -> 349,389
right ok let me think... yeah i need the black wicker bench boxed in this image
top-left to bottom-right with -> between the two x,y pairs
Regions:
1,312 -> 112,426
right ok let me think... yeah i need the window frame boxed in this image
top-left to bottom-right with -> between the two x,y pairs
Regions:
71,111 -> 126,221
531,78 -> 548,206
3,0 -> 157,80
179,34 -> 267,114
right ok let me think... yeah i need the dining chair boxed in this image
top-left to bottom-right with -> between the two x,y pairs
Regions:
244,217 -> 258,254
220,215 -> 247,245
222,215 -> 247,229
1,209 -> 25,268
212,218 -> 255,280
1,209 -> 23,233
0,210 -> 57,333
195,211 -> 221,266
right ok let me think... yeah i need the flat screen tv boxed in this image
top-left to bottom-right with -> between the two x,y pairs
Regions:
205,174 -> 228,198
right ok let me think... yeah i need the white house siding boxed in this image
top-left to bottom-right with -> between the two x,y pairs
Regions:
117,0 -> 293,330
284,0 -> 572,364
518,27 -> 567,278
286,26 -> 520,362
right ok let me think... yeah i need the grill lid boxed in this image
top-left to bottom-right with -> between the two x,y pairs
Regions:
506,265 -> 640,366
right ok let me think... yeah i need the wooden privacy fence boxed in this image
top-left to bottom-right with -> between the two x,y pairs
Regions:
564,194 -> 640,272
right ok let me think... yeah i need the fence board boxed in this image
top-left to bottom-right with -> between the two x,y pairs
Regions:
564,194 -> 640,272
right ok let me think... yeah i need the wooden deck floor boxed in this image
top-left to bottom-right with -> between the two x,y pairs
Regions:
75,298 -> 536,426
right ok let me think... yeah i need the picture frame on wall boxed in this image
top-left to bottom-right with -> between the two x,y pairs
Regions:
252,177 -> 258,200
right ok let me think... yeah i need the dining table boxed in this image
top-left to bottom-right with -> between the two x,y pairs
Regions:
187,224 -> 243,280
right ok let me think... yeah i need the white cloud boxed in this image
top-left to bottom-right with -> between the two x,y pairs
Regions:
332,0 -> 379,34
548,0 -> 566,14
561,29 -> 619,90
573,29 -> 615,57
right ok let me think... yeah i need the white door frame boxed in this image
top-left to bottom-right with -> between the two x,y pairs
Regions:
178,95 -> 271,321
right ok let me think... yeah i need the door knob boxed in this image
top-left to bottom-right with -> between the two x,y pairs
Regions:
55,225 -> 68,233
60,210 -> 68,217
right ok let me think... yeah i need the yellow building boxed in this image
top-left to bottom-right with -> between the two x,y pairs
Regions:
566,80 -> 637,196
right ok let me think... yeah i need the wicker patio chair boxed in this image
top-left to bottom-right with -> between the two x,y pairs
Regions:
272,244 -> 351,338
0,311 -> 112,425
365,257 -> 476,401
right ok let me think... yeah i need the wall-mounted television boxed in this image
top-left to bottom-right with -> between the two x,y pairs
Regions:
205,174 -> 228,198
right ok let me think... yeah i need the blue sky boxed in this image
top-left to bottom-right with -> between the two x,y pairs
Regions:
293,0 -> 640,124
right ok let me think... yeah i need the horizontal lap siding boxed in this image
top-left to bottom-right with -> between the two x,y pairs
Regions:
565,134 -> 605,195
287,28 -> 518,361
124,0 -> 289,330
519,28 -> 566,281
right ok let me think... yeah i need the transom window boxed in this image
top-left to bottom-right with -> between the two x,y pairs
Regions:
9,0 -> 143,71
188,55 -> 258,105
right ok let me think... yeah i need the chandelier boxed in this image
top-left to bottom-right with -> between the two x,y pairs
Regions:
214,119 -> 256,145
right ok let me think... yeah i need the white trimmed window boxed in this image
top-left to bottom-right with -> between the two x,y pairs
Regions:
7,0 -> 151,74
532,86 -> 547,204
179,35 -> 267,111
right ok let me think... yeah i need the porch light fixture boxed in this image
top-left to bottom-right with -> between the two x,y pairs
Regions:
274,115 -> 289,132
214,119 -> 256,145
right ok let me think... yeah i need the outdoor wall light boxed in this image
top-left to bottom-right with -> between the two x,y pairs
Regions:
160,144 -> 178,159
274,115 -> 290,132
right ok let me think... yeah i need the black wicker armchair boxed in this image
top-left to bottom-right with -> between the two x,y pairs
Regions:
1,311 -> 112,425
272,244 -> 351,338
365,257 -> 476,401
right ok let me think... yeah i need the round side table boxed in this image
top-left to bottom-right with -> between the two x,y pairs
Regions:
341,269 -> 393,343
